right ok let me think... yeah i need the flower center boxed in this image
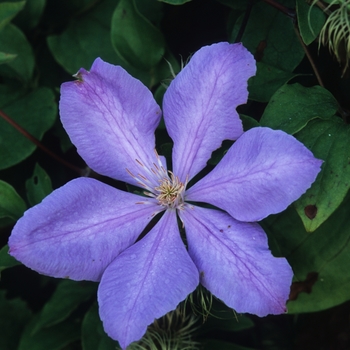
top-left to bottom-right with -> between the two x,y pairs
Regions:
154,172 -> 185,209
126,151 -> 188,210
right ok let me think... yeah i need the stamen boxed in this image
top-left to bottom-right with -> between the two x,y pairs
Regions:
138,174 -> 147,181
143,191 -> 156,198
179,215 -> 185,228
135,159 -> 144,167
126,168 -> 135,178
136,182 -> 147,188
125,155 -> 188,210
154,171 -> 186,209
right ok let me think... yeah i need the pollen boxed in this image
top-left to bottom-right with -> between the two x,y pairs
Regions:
126,153 -> 188,210
155,172 -> 185,209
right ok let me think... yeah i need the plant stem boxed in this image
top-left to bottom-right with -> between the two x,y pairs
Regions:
263,0 -> 296,18
235,0 -> 254,43
0,109 -> 83,175
293,23 -> 325,87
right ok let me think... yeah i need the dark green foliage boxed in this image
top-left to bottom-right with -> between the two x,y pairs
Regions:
1,0 -> 350,349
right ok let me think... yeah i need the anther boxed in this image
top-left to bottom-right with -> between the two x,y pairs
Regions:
135,159 -> 144,167
126,168 -> 135,178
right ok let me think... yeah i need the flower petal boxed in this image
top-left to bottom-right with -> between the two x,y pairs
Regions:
8,178 -> 158,281
59,58 -> 162,186
180,206 -> 293,316
98,210 -> 199,349
163,42 -> 256,182
187,127 -> 322,221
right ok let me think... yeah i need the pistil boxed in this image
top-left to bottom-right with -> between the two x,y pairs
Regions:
126,151 -> 187,209
155,172 -> 185,209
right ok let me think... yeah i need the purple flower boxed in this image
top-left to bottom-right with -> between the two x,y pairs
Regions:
9,43 -> 322,349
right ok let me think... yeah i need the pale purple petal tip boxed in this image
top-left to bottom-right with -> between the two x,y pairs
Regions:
181,206 -> 293,316
59,58 -> 162,186
163,42 -> 256,182
187,127 -> 323,222
9,178 -> 157,281
98,210 -> 199,349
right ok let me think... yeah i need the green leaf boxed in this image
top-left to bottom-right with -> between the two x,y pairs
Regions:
0,180 -> 26,221
0,217 -> 14,228
0,1 -> 26,30
135,0 -> 163,25
47,0 -> 173,88
154,84 -> 167,110
208,116 -> 259,167
294,118 -> 350,231
52,120 -> 73,153
13,0 -> 46,30
33,279 -> 97,333
263,191 -> 350,313
47,0 -> 151,86
152,49 -> 180,105
149,47 -> 180,90
26,163 -> 53,206
111,0 -> 165,70
0,290 -> 32,350
82,303 -> 102,350
0,83 -> 25,106
260,84 -> 338,134
208,140 -> 233,166
51,0 -> 98,14
18,315 -> 81,350
0,51 -> 17,64
47,0 -> 122,75
248,62 -> 298,102
241,114 -> 260,131
0,24 -> 35,82
230,0 -> 304,71
296,0 -> 326,45
0,87 -> 57,170
82,302 -> 118,350
0,244 -> 21,274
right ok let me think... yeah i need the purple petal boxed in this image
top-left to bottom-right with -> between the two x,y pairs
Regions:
59,58 -> 162,186
98,210 -> 199,349
187,127 -> 322,221
9,178 -> 158,281
180,206 -> 293,316
163,42 -> 256,182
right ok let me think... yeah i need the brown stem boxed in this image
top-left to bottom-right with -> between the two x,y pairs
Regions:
0,109 -> 83,175
314,0 -> 332,16
263,0 -> 296,18
294,22 -> 348,122
235,0 -> 254,43
293,23 -> 325,87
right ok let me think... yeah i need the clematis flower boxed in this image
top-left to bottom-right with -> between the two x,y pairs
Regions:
9,42 -> 322,349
